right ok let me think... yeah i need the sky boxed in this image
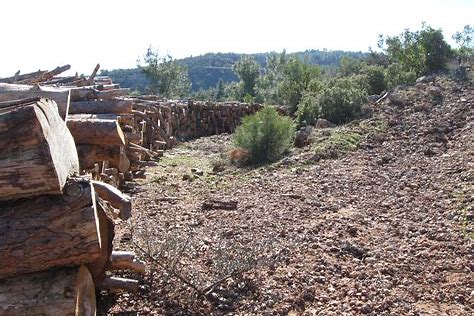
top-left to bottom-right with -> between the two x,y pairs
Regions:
0,0 -> 472,77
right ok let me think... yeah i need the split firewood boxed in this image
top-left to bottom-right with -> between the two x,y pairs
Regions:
87,201 -> 114,283
99,276 -> 140,293
0,98 -> 79,201
0,178 -> 101,279
92,180 -> 132,220
108,251 -> 146,274
0,265 -> 96,316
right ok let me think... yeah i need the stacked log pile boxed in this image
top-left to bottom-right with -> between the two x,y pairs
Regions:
1,65 -> 263,183
66,89 -> 137,186
132,97 -> 262,150
0,98 -> 144,316
0,64 -> 156,185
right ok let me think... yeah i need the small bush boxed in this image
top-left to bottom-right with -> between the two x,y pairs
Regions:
233,107 -> 295,164
295,93 -> 320,128
385,63 -> 417,89
318,83 -> 367,124
313,130 -> 362,158
363,65 -> 387,95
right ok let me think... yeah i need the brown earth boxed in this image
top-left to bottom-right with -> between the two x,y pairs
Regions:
99,74 -> 473,315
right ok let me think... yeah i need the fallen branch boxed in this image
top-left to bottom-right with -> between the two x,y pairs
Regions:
201,199 -> 238,211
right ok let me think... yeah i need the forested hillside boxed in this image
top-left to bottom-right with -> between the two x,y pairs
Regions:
101,50 -> 368,93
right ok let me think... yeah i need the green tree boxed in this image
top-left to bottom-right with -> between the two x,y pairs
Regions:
453,25 -> 473,58
279,58 -> 321,114
381,24 -> 452,76
138,47 -> 191,98
232,55 -> 260,98
215,79 -> 225,101
419,26 -> 452,72
256,50 -> 288,104
339,56 -> 364,76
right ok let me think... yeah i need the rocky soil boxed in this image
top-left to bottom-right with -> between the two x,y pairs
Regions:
99,74 -> 473,315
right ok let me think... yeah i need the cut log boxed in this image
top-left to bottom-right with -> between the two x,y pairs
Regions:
87,63 -> 100,85
69,99 -> 133,115
76,144 -> 130,173
95,83 -> 120,91
99,276 -> 139,293
66,116 -> 126,146
0,178 -> 101,279
0,98 -> 79,201
26,64 -> 71,84
92,180 -> 132,220
0,69 -> 47,84
201,199 -> 238,211
0,265 -> 96,316
0,83 -> 71,119
87,201 -> 114,283
66,113 -> 134,125
108,251 -> 146,274
70,87 -> 130,101
0,96 -> 41,109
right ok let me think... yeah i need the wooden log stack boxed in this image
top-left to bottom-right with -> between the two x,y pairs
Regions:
0,97 -> 144,316
132,98 -> 262,151
1,64 -> 263,184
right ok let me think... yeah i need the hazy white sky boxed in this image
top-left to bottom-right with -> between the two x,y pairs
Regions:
0,0 -> 472,77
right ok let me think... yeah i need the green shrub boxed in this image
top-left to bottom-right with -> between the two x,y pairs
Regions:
385,63 -> 417,88
295,93 -> 320,128
233,107 -> 295,164
363,65 -> 387,95
319,82 -> 367,124
382,24 -> 452,76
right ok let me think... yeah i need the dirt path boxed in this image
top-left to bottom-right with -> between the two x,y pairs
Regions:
100,76 -> 472,315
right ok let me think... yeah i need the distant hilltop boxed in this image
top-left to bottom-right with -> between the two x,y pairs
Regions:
101,50 -> 369,93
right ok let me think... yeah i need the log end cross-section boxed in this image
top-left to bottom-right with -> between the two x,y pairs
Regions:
0,98 -> 79,201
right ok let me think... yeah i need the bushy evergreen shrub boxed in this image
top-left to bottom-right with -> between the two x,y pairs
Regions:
233,107 -> 294,164
385,63 -> 417,89
364,65 -> 387,95
318,83 -> 367,124
295,93 -> 319,128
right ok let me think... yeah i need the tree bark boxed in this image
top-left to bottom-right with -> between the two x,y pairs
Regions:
0,83 -> 71,119
66,116 -> 126,146
0,265 -> 96,316
0,98 -> 79,201
69,99 -> 133,115
76,144 -> 130,173
0,178 -> 101,279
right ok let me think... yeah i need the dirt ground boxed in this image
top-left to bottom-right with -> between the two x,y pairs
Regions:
99,74 -> 473,315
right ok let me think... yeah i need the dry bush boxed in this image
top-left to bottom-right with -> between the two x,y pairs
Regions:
130,220 -> 287,305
